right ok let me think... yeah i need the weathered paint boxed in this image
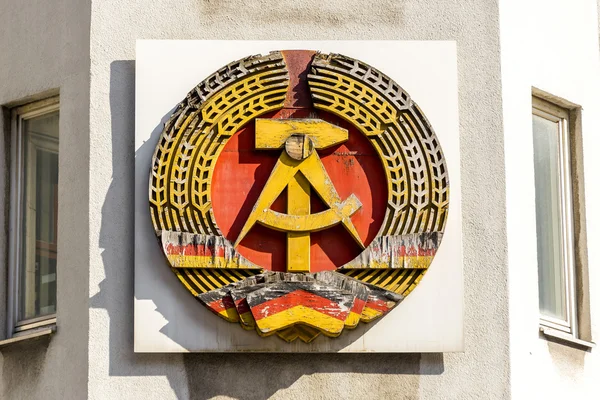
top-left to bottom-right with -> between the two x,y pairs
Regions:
341,232 -> 442,269
309,53 -> 449,237
172,267 -> 261,295
188,270 -> 402,341
340,268 -> 426,296
287,173 -> 311,272
255,118 -> 349,150
149,51 -> 290,237
161,230 -> 261,269
211,108 -> 386,271
248,285 -> 352,335
284,134 -> 314,160
274,325 -> 322,343
235,149 -> 364,251
148,49 -> 448,341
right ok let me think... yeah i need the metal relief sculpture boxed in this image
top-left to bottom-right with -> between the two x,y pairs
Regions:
149,50 -> 449,343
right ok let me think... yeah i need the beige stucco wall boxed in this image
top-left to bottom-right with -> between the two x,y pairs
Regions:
88,0 -> 509,399
0,0 -> 91,399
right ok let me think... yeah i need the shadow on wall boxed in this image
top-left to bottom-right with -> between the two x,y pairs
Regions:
1,339 -> 50,399
89,60 -> 444,400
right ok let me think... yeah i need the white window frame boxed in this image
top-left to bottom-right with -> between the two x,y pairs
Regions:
7,97 -> 59,338
532,96 -> 577,337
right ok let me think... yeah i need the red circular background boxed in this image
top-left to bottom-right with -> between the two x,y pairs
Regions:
211,109 -> 387,272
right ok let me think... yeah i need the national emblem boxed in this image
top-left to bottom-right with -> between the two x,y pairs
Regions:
149,50 -> 449,343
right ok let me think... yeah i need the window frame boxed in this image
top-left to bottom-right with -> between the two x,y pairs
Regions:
532,96 -> 578,337
7,97 -> 59,338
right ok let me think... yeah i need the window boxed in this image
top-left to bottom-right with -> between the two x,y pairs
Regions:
530,92 -> 594,350
532,97 -> 576,335
530,93 -> 599,351
7,97 -> 59,337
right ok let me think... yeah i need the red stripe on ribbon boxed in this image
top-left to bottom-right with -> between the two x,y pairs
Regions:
364,297 -> 392,313
165,243 -> 226,257
251,290 -> 351,321
205,296 -> 236,313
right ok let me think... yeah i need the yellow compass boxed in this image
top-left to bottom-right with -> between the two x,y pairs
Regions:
235,118 -> 365,272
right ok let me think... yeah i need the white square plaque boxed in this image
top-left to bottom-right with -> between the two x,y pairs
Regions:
135,40 -> 463,352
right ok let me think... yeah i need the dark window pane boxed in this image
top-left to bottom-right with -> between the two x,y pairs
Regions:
19,111 -> 59,320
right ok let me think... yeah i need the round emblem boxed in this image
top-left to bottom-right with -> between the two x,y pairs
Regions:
149,50 -> 449,343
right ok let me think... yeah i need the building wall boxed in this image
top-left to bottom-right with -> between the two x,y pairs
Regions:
3,0 -> 597,398
500,0 -> 600,399
0,0 -> 91,399
88,1 -> 508,399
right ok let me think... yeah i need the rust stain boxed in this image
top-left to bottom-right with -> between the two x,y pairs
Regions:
281,50 -> 316,108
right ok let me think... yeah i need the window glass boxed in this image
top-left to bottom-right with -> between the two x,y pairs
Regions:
19,111 -> 59,321
532,113 -> 566,321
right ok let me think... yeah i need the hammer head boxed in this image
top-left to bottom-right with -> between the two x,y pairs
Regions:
255,118 -> 348,151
